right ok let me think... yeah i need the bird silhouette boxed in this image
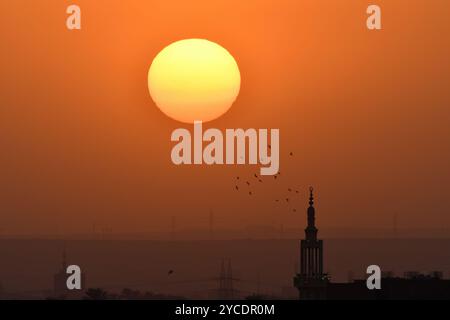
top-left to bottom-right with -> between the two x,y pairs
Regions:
290,152 -> 294,156
235,186 -> 239,191
246,181 -> 250,186
168,270 -> 174,275
254,174 -> 258,178
286,198 -> 290,202
258,179 -> 263,183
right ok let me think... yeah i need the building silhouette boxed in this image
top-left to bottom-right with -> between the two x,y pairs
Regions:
293,187 -> 328,299
327,272 -> 450,300
293,188 -> 450,300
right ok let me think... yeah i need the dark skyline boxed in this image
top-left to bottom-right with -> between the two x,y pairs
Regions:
1,189 -> 450,300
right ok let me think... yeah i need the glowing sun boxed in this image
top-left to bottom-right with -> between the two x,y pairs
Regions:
148,39 -> 241,124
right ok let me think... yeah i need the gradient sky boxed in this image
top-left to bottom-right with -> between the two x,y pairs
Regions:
0,0 -> 449,235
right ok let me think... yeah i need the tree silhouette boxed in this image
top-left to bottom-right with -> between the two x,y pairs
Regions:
84,288 -> 110,300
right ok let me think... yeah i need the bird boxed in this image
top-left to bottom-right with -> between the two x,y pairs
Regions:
290,152 -> 294,156
246,181 -> 250,186
235,186 -> 239,191
288,188 -> 292,192
295,190 -> 299,194
254,174 -> 258,178
168,270 -> 174,275
258,179 -> 263,183
249,191 -> 253,196
275,199 -> 279,202
286,198 -> 289,202
274,176 -> 278,180
236,176 -> 240,180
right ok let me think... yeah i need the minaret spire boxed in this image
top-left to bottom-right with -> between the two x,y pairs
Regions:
306,187 -> 317,234
309,186 -> 314,207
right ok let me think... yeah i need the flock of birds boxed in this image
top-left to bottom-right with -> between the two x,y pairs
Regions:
233,150 -> 302,213
168,151 -> 301,277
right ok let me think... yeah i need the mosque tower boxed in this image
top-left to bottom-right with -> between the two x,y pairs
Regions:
294,187 -> 328,299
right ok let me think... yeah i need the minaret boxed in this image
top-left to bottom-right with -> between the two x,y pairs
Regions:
305,187 -> 318,241
294,187 -> 327,299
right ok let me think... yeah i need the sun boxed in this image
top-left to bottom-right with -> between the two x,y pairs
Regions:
148,39 -> 241,124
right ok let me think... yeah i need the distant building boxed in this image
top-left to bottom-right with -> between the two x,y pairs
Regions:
293,188 -> 450,300
327,274 -> 450,300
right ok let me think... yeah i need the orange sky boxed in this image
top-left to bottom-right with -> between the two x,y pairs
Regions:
0,0 -> 449,236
